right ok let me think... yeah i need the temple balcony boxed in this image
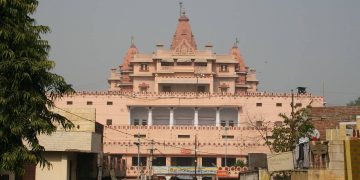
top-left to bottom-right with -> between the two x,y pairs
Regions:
103,124 -> 269,155
124,165 -> 248,178
157,66 -> 211,74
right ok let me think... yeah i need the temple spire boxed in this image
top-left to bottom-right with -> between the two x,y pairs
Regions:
120,36 -> 138,70
170,3 -> 197,51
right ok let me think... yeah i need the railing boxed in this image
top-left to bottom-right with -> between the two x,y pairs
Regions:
194,66 -> 208,73
73,91 -> 322,98
105,125 -> 264,131
125,166 -> 248,178
160,66 -> 174,72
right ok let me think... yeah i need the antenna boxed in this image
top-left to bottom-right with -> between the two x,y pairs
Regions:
179,2 -> 183,17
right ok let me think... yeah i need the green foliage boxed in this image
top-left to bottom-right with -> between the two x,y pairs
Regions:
347,97 -> 360,106
235,160 -> 247,168
269,105 -> 314,153
0,0 -> 74,175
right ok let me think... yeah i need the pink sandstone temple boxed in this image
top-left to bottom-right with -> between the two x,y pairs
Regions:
55,5 -> 324,180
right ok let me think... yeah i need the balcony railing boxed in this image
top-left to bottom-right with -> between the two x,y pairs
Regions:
194,66 -> 208,73
126,166 -> 248,178
158,66 -> 210,73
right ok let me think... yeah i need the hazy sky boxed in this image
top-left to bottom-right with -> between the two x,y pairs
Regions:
34,0 -> 360,106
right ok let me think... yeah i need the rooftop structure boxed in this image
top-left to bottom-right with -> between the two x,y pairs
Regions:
108,6 -> 258,94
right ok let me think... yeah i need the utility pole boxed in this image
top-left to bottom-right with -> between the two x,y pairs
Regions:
134,133 -> 141,180
225,126 -> 228,167
291,89 -> 294,118
148,140 -> 155,180
194,134 -> 198,180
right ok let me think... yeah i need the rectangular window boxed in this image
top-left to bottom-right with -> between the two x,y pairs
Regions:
152,157 -> 166,166
222,135 -> 234,139
256,121 -> 263,127
161,62 -> 173,66
197,86 -> 206,93
171,157 -> 195,166
106,119 -> 112,126
220,64 -> 228,72
178,135 -> 191,139
66,101 -> 73,105
276,103 -> 282,107
228,120 -> 234,127
256,103 -> 262,107
134,134 -> 146,138
274,121 -> 283,127
177,62 -> 192,66
202,157 -> 217,167
140,63 -> 148,71
140,87 -> 148,93
221,120 -> 226,127
107,101 -> 113,105
132,157 -> 147,166
134,119 -> 139,125
86,101 -> 93,105
141,119 -> 147,126
162,86 -> 171,92
195,62 -> 207,67
296,103 -> 302,107
220,88 -> 228,94
221,157 -> 236,167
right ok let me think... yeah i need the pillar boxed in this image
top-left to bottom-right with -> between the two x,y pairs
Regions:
194,107 -> 199,126
128,106 -> 132,125
148,107 -> 153,126
169,107 -> 174,127
216,157 -> 222,167
237,107 -> 241,127
166,157 -> 171,166
216,107 -> 220,127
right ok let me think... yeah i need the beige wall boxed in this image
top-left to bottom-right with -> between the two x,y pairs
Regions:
55,92 -> 323,157
37,108 -> 102,153
56,92 -> 323,127
133,76 -> 155,92
36,152 -> 76,180
38,131 -> 102,153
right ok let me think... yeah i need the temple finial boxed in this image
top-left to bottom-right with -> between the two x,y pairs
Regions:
182,7 -> 186,16
234,37 -> 239,48
131,36 -> 134,45
179,2 -> 183,17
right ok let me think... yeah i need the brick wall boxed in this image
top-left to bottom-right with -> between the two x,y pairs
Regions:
311,106 -> 360,140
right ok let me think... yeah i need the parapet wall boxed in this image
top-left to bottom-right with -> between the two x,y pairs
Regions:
70,91 -> 323,99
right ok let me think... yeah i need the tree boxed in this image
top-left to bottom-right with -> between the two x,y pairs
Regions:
347,96 -> 360,106
235,159 -> 247,168
270,105 -> 313,153
247,104 -> 314,153
0,0 -> 74,175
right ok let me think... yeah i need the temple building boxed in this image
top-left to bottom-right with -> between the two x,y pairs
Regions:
55,5 -> 324,180
108,10 -> 258,94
